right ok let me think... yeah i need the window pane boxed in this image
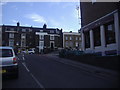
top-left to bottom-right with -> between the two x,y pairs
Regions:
84,31 -> 90,48
105,21 -> 115,44
93,27 -> 101,46
0,49 -> 13,57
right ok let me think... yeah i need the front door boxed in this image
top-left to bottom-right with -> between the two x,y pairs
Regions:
51,42 -> 54,49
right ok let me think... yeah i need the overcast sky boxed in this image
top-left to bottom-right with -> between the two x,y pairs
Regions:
1,1 -> 81,32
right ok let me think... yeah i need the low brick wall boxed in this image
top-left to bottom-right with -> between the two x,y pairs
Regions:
59,52 -> 120,71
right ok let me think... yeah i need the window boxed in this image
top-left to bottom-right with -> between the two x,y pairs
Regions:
70,41 -> 73,47
50,35 -> 54,40
76,42 -> 79,47
29,29 -> 32,32
21,40 -> 26,47
40,35 -> 44,40
65,41 -> 68,47
93,27 -> 101,47
9,39 -> 14,46
9,33 -> 14,38
65,36 -> 68,40
10,28 -> 14,31
21,33 -> 26,39
22,29 -> 26,32
50,30 -> 54,33
70,36 -> 72,40
0,27 -> 2,32
40,41 -> 44,47
0,49 -> 13,57
105,21 -> 115,44
84,31 -> 90,48
40,30 -> 43,32
6,28 -> 10,31
79,37 -> 81,41
76,37 -> 78,40
56,29 -> 59,34
0,32 -> 1,39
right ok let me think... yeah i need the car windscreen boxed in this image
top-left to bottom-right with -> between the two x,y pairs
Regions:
29,49 -> 32,51
0,49 -> 13,57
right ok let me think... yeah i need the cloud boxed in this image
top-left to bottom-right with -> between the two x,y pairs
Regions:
12,20 -> 18,23
62,3 -> 75,9
25,13 -> 47,24
49,19 -> 60,27
0,2 -> 7,6
21,24 -> 31,26
11,5 -> 18,10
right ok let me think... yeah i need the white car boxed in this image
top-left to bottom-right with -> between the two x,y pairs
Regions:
22,49 -> 35,54
0,46 -> 19,78
27,49 -> 35,54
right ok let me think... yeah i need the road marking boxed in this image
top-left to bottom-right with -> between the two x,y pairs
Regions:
17,57 -> 20,60
21,61 -> 45,89
22,62 -> 30,72
30,73 -> 45,89
23,57 -> 25,60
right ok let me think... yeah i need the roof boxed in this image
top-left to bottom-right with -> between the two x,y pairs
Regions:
63,32 -> 80,35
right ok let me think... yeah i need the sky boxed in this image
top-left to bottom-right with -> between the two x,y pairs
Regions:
1,1 -> 81,32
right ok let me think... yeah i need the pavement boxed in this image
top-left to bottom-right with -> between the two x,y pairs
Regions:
45,53 -> 119,81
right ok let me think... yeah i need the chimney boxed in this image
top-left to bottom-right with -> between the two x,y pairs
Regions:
43,24 -> 47,29
17,22 -> 20,27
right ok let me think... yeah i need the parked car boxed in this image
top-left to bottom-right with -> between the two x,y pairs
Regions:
0,46 -> 19,78
27,49 -> 35,54
21,49 -> 35,54
21,50 -> 26,54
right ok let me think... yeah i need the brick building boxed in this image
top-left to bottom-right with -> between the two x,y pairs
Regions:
80,2 -> 120,56
0,23 -> 63,53
35,24 -> 63,53
63,31 -> 81,50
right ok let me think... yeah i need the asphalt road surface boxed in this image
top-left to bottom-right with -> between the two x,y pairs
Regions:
2,54 -> 119,88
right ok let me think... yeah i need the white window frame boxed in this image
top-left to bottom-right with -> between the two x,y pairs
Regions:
22,29 -> 26,32
21,33 -> 26,39
76,37 -> 78,40
9,33 -> 14,38
65,36 -> 68,40
39,41 -> 44,47
29,28 -> 32,32
9,39 -> 14,46
76,42 -> 79,47
40,35 -> 44,40
79,37 -> 81,40
70,36 -> 72,40
56,29 -> 59,34
21,40 -> 26,47
50,35 -> 54,40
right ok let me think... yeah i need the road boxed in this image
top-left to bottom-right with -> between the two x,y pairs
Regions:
2,54 -> 119,88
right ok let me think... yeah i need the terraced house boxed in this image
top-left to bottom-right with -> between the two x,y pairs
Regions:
80,2 -> 120,56
0,23 -> 63,53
